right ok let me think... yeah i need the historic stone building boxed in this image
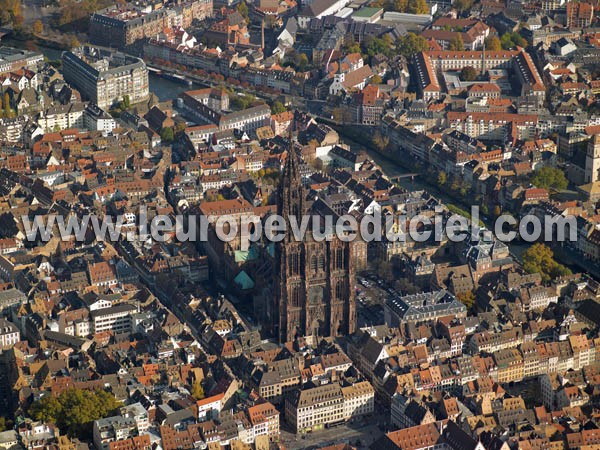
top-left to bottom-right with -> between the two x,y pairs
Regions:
269,142 -> 356,343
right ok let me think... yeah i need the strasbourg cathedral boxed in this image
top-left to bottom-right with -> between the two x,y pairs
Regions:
265,141 -> 357,343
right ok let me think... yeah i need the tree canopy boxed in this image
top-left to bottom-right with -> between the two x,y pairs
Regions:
362,34 -> 394,58
33,20 -> 43,34
458,290 -> 476,310
370,0 -> 428,13
396,32 -> 428,58
500,32 -> 527,49
271,101 -> 287,115
160,127 -> 175,143
293,53 -> 309,71
407,0 -> 428,14
522,243 -> 572,283
531,166 -> 568,191
453,0 -> 474,12
191,381 -> 205,400
231,94 -> 256,110
0,0 -> 22,25
373,130 -> 389,151
29,389 -> 121,438
460,66 -> 477,81
448,34 -> 465,51
236,1 -> 249,21
485,36 -> 502,51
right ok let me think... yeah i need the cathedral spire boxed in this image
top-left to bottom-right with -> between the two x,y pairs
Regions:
278,130 -> 304,220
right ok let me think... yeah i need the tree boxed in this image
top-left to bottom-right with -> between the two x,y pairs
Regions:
531,166 -> 568,190
236,1 -> 249,21
174,121 -> 187,136
363,36 -> 390,58
449,34 -> 465,51
437,170 -> 447,186
0,0 -> 22,24
396,32 -> 428,58
370,74 -> 383,84
500,32 -> 527,50
460,66 -> 477,81
453,0 -> 473,12
522,243 -> 572,283
344,40 -> 362,55
512,33 -> 527,48
33,19 -> 43,34
293,53 -> 309,71
407,0 -> 428,14
271,101 -> 286,115
160,127 -> 174,143
373,130 -> 389,151
4,92 -> 10,115
191,381 -> 205,400
29,395 -> 62,424
122,94 -> 130,109
458,290 -> 476,310
69,36 -> 80,49
392,0 -> 408,12
231,94 -> 255,110
396,278 -> 419,295
485,36 -> 502,51
0,416 -> 10,432
500,33 -> 513,49
29,389 -> 121,438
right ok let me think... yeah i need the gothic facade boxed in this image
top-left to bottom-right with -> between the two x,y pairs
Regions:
269,144 -> 356,343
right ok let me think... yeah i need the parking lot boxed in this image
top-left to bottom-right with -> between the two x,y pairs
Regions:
355,275 -> 399,327
280,412 -> 388,450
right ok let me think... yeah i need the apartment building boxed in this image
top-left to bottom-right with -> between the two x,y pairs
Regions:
88,261 -> 118,288
446,112 -> 538,142
62,46 -> 149,109
384,290 -> 467,327
0,47 -> 44,74
566,2 -> 594,28
91,303 -> 137,334
247,402 -> 279,441
120,403 -> 149,435
93,416 -> 138,450
0,318 -> 20,349
179,91 -> 271,133
469,328 -> 523,353
255,359 -> 302,405
89,0 -> 212,49
341,381 -> 375,420
494,348 -> 524,383
520,285 -> 558,311
36,103 -> 86,133
285,383 -> 345,433
197,393 -> 224,421
390,395 -> 436,429
513,50 -> 545,98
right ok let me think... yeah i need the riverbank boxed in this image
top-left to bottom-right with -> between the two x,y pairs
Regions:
334,124 -> 480,213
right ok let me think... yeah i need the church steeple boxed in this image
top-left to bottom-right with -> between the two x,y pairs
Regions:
278,132 -> 304,220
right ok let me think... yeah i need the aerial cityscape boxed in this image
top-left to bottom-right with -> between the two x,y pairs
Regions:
0,0 -> 598,448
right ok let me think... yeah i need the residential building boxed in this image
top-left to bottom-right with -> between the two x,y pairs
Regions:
62,46 -> 149,109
